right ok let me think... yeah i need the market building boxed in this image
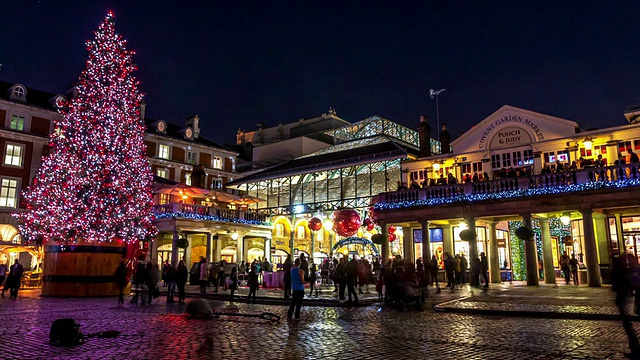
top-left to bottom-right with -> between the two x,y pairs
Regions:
375,105 -> 640,286
227,112 -> 440,266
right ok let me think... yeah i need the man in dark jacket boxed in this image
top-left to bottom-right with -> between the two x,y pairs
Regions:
8,259 -> 24,299
346,258 -> 359,305
114,259 -> 128,305
480,252 -> 489,288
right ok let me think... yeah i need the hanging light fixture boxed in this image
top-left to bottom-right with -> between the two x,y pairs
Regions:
231,231 -> 239,240
583,136 -> 593,151
560,212 -> 571,225
432,161 -> 441,172
458,221 -> 468,230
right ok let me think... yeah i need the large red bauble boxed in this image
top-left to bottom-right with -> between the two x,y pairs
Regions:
332,209 -> 362,237
388,225 -> 397,234
308,217 -> 322,231
363,218 -> 375,231
388,233 -> 397,242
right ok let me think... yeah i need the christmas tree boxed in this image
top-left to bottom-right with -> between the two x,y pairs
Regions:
16,12 -> 157,245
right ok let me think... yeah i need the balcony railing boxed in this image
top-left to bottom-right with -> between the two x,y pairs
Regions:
378,164 -> 640,208
152,203 -> 269,225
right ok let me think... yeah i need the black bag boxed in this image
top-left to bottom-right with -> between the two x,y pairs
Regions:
50,318 -> 84,346
153,287 -> 160,299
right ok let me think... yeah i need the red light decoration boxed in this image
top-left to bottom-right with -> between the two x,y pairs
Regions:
388,225 -> 396,235
14,12 -> 157,245
332,209 -> 362,237
363,218 -> 375,231
308,217 -> 322,231
388,233 -> 397,242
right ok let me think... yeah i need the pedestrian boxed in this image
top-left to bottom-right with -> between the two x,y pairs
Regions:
114,259 -> 128,305
146,262 -> 159,305
161,260 -> 170,287
358,260 -> 369,294
247,265 -> 258,304
569,254 -> 579,285
321,259 -> 329,285
299,253 -> 309,281
228,267 -> 238,303
199,257 -> 209,294
346,257 -> 359,305
454,255 -> 462,289
459,254 -> 468,286
376,266 -> 385,303
283,254 -> 292,299
470,256 -> 481,287
480,252 -> 489,288
335,257 -> 347,302
7,259 -> 23,300
0,262 -> 8,298
176,260 -> 188,303
309,263 -> 318,297
429,255 -> 440,293
559,251 -> 571,284
130,257 -> 146,305
165,262 -> 177,303
209,262 -> 220,293
287,258 -> 307,320
444,253 -> 455,291
330,258 -> 338,292
216,263 -> 225,292
612,254 -> 640,358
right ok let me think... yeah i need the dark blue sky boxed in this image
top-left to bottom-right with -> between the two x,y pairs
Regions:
2,1 -> 639,146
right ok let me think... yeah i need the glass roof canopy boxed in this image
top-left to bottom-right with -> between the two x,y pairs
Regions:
326,116 -> 419,149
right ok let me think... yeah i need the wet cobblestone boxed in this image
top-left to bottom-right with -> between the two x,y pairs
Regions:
0,285 -> 637,359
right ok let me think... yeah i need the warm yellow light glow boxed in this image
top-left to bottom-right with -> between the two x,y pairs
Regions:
181,195 -> 188,200
560,213 -> 571,225
583,137 -> 593,150
432,162 -> 441,172
323,219 -> 333,231
231,232 -> 239,241
458,221 -> 468,230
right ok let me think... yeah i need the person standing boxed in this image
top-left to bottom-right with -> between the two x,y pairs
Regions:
229,267 -> 238,303
454,255 -> 462,289
7,259 -> 23,300
346,257 -> 359,305
0,262 -> 8,298
145,262 -> 158,305
114,259 -> 128,305
299,253 -> 309,281
199,258 -> 209,294
308,263 -> 318,297
480,252 -> 489,288
429,255 -> 440,293
176,260 -> 188,303
209,262 -> 220,293
161,260 -> 170,287
283,255 -> 292,299
247,265 -> 258,304
165,263 -> 177,303
444,253 -> 455,291
287,258 -> 307,320
459,254 -> 468,286
569,254 -> 579,285
336,257 -> 347,302
559,252 -> 571,284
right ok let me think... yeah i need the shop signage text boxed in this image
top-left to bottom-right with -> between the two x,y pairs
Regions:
478,115 -> 545,149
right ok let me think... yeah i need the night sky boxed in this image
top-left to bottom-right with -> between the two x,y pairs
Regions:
2,1 -> 640,146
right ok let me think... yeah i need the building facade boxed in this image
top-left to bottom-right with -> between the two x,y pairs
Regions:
375,105 -> 640,286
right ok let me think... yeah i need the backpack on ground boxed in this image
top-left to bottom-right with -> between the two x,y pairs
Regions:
50,318 -> 84,346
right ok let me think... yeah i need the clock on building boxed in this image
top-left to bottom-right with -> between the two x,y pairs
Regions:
157,121 -> 166,132
185,127 -> 193,138
55,96 -> 66,108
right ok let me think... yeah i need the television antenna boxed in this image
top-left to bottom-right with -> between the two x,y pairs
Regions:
429,88 -> 446,136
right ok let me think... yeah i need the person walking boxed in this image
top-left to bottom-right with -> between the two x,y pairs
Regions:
330,258 -> 338,292
287,258 -> 307,321
209,262 -> 220,293
459,254 -> 468,286
346,257 -> 359,305
228,267 -> 238,303
130,258 -> 146,305
336,257 -> 347,302
454,255 -> 462,289
161,260 -> 170,287
283,255 -> 292,299
114,259 -> 128,305
4,259 -> 23,300
199,258 -> 209,294
470,256 -> 481,287
444,253 -> 456,291
0,262 -> 7,297
559,251 -> 571,284
145,262 -> 159,305
247,265 -> 259,304
480,252 -> 489,288
569,254 -> 579,285
176,260 -> 188,303
612,254 -> 640,358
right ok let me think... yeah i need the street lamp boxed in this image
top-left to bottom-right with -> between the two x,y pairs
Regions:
583,136 -> 593,151
560,212 -> 571,225
231,231 -> 239,241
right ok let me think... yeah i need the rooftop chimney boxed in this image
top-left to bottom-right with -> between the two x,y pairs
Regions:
417,115 -> 432,158
440,123 -> 451,154
139,100 -> 146,121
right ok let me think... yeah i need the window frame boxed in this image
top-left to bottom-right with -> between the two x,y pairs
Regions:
156,168 -> 169,179
3,143 -> 25,168
0,177 -> 20,208
158,144 -> 170,160
9,114 -> 25,131
212,156 -> 222,169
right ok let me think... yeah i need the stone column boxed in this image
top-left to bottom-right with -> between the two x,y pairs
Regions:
214,235 -> 221,263
403,227 -> 414,263
236,235 -> 244,264
533,151 -> 542,174
206,232 -> 213,263
264,238 -> 272,264
171,229 -> 179,267
487,222 -> 501,284
593,213 -> 610,265
539,218 -> 556,284
580,209 -> 602,287
310,231 -> 316,264
380,221 -> 389,264
606,140 -> 618,166
421,220 -> 431,264
243,236 -> 249,262
521,213 -> 539,286
185,234 -> 193,267
465,216 -> 478,261
442,223 -> 453,258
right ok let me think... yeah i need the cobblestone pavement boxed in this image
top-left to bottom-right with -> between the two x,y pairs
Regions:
1,287 -> 639,359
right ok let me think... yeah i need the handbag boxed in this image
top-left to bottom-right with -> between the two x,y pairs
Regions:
152,288 -> 160,299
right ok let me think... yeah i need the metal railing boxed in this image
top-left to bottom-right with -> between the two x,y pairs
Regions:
152,203 -> 269,223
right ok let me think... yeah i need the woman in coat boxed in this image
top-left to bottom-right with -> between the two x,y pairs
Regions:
176,260 -> 189,303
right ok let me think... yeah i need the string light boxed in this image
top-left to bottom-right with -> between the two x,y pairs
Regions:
155,212 -> 270,226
